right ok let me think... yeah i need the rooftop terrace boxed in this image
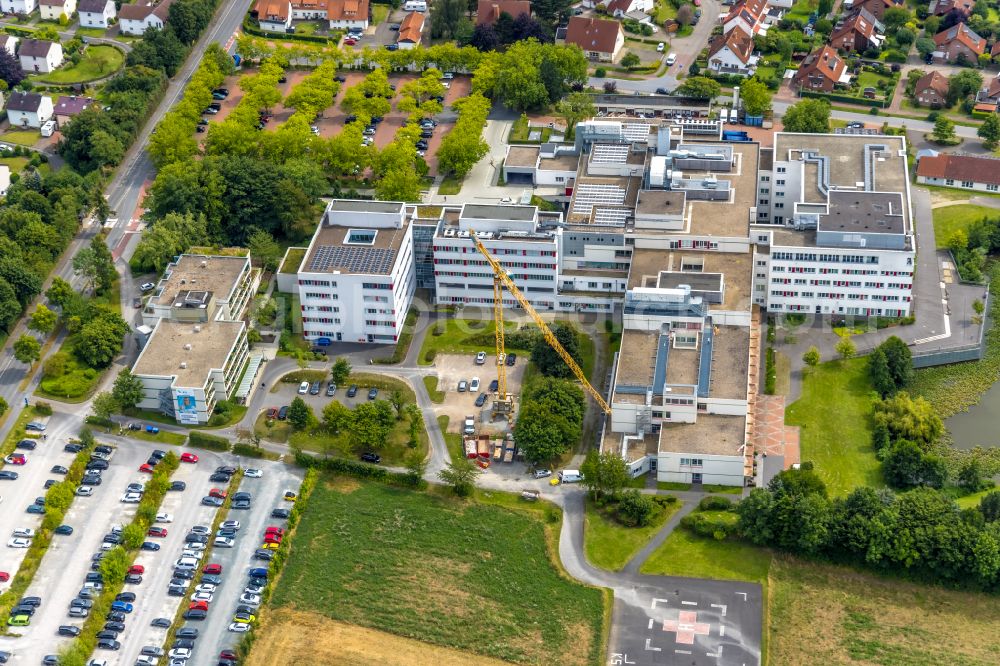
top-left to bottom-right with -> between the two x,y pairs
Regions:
659,414 -> 747,456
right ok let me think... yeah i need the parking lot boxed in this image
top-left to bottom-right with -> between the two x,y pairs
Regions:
429,353 -> 528,435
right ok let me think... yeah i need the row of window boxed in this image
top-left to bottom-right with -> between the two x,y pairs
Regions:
434,258 -> 556,270
303,305 -> 340,313
679,458 -> 704,466
772,291 -> 910,302
433,245 -> 556,257
435,271 -> 555,282
669,240 -> 719,250
304,292 -> 338,300
772,253 -> 880,264
299,279 -> 336,287
943,179 -> 1000,192
769,305 -> 909,317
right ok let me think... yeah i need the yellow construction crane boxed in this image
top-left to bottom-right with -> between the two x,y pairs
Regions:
469,229 -> 611,415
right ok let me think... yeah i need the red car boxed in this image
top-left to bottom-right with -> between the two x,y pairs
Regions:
264,526 -> 285,536
343,38 -> 356,45
0,572 -> 9,582
128,564 -> 145,575
209,488 -> 227,499
266,407 -> 278,419
180,453 -> 198,463
220,650 -> 237,660
147,527 -> 167,538
264,534 -> 282,545
6,454 -> 26,465
203,563 -> 223,575
189,600 -> 208,611
138,463 -> 155,474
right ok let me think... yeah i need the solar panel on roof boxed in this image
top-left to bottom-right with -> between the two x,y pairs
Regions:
309,245 -> 396,274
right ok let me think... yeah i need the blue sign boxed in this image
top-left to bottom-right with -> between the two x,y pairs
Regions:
316,337 -> 332,346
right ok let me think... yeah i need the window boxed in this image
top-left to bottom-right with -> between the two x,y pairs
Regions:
962,181 -> 974,188
757,235 -> 768,242
776,179 -> 785,186
775,203 -> 784,209
759,188 -> 769,194
760,176 -> 770,182
988,184 -> 998,192
777,167 -> 786,173
945,179 -> 954,186
346,229 -> 377,245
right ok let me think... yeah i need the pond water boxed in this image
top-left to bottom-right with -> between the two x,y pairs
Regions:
945,381 -> 1000,450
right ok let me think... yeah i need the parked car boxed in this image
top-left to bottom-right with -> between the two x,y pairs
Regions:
457,380 -> 468,392
180,453 -> 198,463
325,382 -> 337,397
347,385 -> 358,397
506,353 -> 517,366
309,381 -> 321,395
475,393 -> 487,407
277,405 -> 289,420
367,388 -> 378,400
297,381 -> 310,395
361,452 -> 381,464
476,351 -> 486,364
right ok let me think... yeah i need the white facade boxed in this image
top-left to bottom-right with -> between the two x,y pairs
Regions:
7,95 -> 53,128
916,173 -> 1000,194
120,12 -> 165,36
658,452 -> 747,486
79,0 -> 117,27
39,0 -> 75,20
0,165 -> 10,196
20,42 -> 63,74
142,254 -> 259,328
707,44 -> 758,76
296,200 -> 415,344
0,0 -> 36,13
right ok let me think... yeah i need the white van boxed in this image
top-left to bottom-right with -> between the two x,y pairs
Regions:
558,469 -> 583,484
403,0 -> 427,10
40,120 -> 55,137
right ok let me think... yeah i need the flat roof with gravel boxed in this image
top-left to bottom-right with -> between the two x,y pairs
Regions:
133,320 -> 244,385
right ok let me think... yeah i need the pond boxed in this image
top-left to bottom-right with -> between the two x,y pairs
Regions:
945,381 -> 1000,449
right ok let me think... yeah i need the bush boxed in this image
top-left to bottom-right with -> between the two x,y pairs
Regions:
680,511 -> 738,539
188,431 -> 229,451
294,451 -> 426,489
33,402 -> 53,416
698,495 -> 734,511
232,443 -> 275,459
279,369 -> 327,384
424,348 -> 437,363
595,67 -> 607,78
84,416 -> 115,429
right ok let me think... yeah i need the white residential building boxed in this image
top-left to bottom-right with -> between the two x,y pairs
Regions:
119,0 -> 172,36
77,0 -> 117,27
0,0 -> 36,14
6,91 -> 53,129
19,39 -> 63,74
0,35 -> 18,57
293,200 -> 415,344
39,0 -> 75,21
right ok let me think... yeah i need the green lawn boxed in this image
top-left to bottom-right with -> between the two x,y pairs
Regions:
372,4 -> 390,24
785,358 -> 883,495
0,406 -> 47,467
584,497 -> 681,571
121,428 -> 187,446
640,528 -> 772,584
418,316 -> 531,365
74,27 -> 108,39
786,0 -> 818,20
422,375 -> 444,403
36,356 -> 101,402
268,476 -> 607,664
2,130 -> 39,146
653,0 -> 678,23
293,20 -> 325,35
932,204 -> 997,249
279,248 -> 306,274
38,45 -> 124,83
0,156 -> 30,173
438,174 -> 463,195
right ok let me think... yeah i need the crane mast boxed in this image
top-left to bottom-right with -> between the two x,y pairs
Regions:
468,229 -> 612,416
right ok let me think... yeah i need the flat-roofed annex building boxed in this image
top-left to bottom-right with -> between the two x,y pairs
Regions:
142,253 -> 258,327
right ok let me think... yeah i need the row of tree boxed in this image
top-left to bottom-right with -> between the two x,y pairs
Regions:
739,467 -> 1000,591
944,212 -> 1000,283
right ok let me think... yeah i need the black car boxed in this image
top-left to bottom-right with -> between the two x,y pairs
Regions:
233,491 -> 252,501
0,471 -> 17,480
140,541 -> 160,551
103,621 -> 125,633
334,75 -> 347,82
415,140 -> 429,150
86,573 -> 103,583
50,465 -> 68,474
345,114 -> 357,123
86,460 -> 108,471
489,379 -> 499,392
326,382 -> 336,396
177,627 -> 199,639
42,657 -> 57,666
202,574 -> 222,585
63,443 -> 82,453
97,639 -> 120,651
214,87 -> 229,96
145,456 -> 159,466
16,440 -> 36,450
151,617 -> 171,628
475,392 -> 487,407
253,549 -> 275,561
82,475 -> 102,486
168,586 -> 186,597
125,573 -> 142,584
309,381 -> 321,395
420,130 -> 433,138
367,388 -> 378,400
57,625 -> 80,637
361,452 -> 381,464
106,611 -> 126,623
271,508 -> 290,519
19,597 -> 41,607
347,385 -> 358,397
202,496 -> 224,507
97,630 -> 118,640
173,568 -> 194,580
277,405 -> 290,420
116,592 -> 136,603
173,638 -> 196,650
44,479 -> 57,489
70,598 -> 93,609
55,525 -> 73,535
103,533 -> 122,544
209,473 -> 230,483
506,352 -> 517,366
151,449 -> 166,460
12,605 -> 35,616
233,499 -> 251,510
183,609 -> 207,621
185,534 -> 208,543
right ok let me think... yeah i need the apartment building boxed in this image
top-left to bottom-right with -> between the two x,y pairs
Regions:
752,133 -> 914,318
292,200 -> 415,344
142,254 -> 259,328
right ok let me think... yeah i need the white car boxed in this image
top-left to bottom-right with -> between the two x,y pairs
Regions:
195,583 -> 216,594
470,377 -> 480,391
12,528 -> 35,538
168,648 -> 191,660
665,53 -> 677,65
174,558 -> 198,570
120,493 -> 142,503
184,542 -> 207,551
181,549 -> 204,560
190,591 -> 213,603
657,42 -> 665,52
228,622 -> 251,633
297,381 -> 309,395
190,525 -> 210,536
221,520 -> 241,530
475,351 -> 486,365
214,537 -> 235,548
239,593 -> 261,606
243,469 -> 262,478
140,282 -> 155,292
244,584 -> 264,595
7,538 -> 30,548
499,197 -> 513,204
155,513 -> 173,523
75,486 -> 94,496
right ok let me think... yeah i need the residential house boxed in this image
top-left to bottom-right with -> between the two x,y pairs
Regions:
119,0 -> 174,36
563,16 -> 625,62
928,0 -> 975,17
0,166 -> 10,197
707,25 -> 758,77
19,39 -> 63,74
933,23 -> 985,63
830,8 -> 885,53
975,74 -> 1000,109
792,45 -> 852,92
723,0 -> 770,36
475,0 -> 530,25
397,10 -> 424,49
6,91 -> 54,129
913,70 -> 950,107
326,0 -> 369,30
252,0 -> 292,31
848,0 -> 902,20
602,0 -> 653,18
53,95 -> 95,128
77,0 -> 117,27
992,41 -> 1000,61
290,0 -> 325,19
0,0 -> 36,14
39,0 -> 75,20
916,153 -> 1000,193
0,35 -> 19,57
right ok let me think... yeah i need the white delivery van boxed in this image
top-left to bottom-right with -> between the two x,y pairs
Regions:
403,0 -> 427,10
558,469 -> 583,483
40,120 -> 55,137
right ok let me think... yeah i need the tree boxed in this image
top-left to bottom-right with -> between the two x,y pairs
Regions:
530,324 -> 581,378
581,450 -> 630,500
322,400 -> 352,434
246,229 -> 283,273
287,396 -> 315,430
112,368 -> 144,411
617,490 -> 657,526
741,77 -> 772,117
513,378 -> 584,463
45,277 -> 75,310
835,336 -> 856,360
978,113 -> 1000,151
556,91 -> 596,139
405,403 -> 424,447
349,400 -> 396,451
91,391 -> 118,420
438,457 -> 481,496
802,346 -> 820,367
13,334 -> 40,364
470,23 -> 501,51
431,0 -> 471,39
677,3 -> 693,26
29,304 -> 57,335
404,450 -> 427,484
869,348 -> 895,397
932,116 -> 956,143
99,546 -> 130,585
873,392 -> 943,451
894,26 -> 915,46
879,336 -> 913,390
883,440 -> 945,488
882,6 -> 911,31
676,76 -> 721,99
817,0 -> 833,14
973,299 -> 985,316
0,47 -> 24,88
0,278 -> 19,333
958,458 -> 985,491
389,389 -> 407,420
915,37 -> 937,58
980,491 -> 1000,522
331,358 -> 351,386
375,166 -> 422,202
947,69 -> 982,106
621,51 -> 641,69
74,311 -> 129,368
72,236 -> 116,295
782,99 -> 830,133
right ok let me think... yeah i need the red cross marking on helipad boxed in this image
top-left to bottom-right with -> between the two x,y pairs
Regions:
662,611 -> 711,644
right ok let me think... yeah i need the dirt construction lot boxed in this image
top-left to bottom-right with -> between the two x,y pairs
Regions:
429,353 -> 527,434
248,610 -> 514,666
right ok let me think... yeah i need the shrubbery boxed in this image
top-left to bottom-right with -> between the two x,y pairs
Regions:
188,431 -> 230,451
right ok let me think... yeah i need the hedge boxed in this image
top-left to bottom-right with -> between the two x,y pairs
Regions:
84,416 -> 115,429
242,17 -> 341,45
294,451 -> 426,489
279,369 -> 328,384
799,88 -> 893,109
679,511 -> 738,539
232,443 -> 280,460
188,431 -> 231,452
698,495 -> 734,511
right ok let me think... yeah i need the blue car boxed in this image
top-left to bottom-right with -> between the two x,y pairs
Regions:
248,567 -> 268,579
110,601 -> 133,613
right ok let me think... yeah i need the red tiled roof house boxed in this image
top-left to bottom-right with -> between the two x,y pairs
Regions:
563,16 -> 624,63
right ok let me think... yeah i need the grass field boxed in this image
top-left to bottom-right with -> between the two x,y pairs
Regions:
2,130 -> 38,146
584,497 -> 681,571
418,316 -> 533,365
267,477 -> 607,665
932,204 -> 998,248
39,45 -> 124,83
422,375 -> 444,403
438,174 -> 463,195
641,528 -> 772,584
785,358 -> 882,495
0,156 -> 29,173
